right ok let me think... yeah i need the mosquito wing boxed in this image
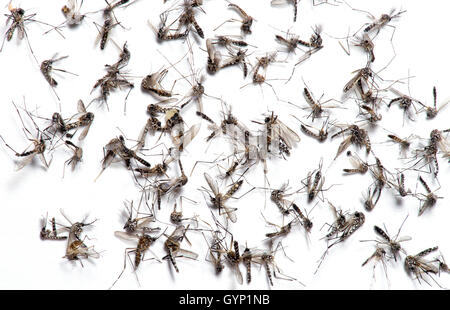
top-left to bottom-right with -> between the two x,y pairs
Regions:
231,263 -> 243,285
78,122 -> 92,141
271,0 -> 290,5
222,205 -> 237,223
396,236 -> 412,243
15,154 -> 35,171
173,123 -> 200,148
168,225 -> 187,243
275,120 -> 300,147
176,248 -> 199,260
114,231 -> 140,242
204,172 -> 220,196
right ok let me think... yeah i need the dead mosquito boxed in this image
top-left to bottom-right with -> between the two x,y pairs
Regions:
64,100 -> 95,141
0,103 -> 51,170
122,200 -> 159,234
111,228 -> 164,288
252,112 -> 300,157
40,214 -> 67,241
141,67 -> 176,98
203,173 -> 246,224
343,151 -> 368,174
40,54 -> 77,90
152,160 -> 189,210
294,115 -> 331,143
331,124 -> 371,159
405,246 -> 442,288
418,86 -> 449,119
416,176 -> 441,216
220,48 -> 250,78
150,12 -> 188,42
64,140 -> 83,173
163,224 -> 199,273
316,202 -> 365,273
215,2 -> 254,35
361,245 -> 389,284
343,62 -> 374,94
95,135 -> 150,181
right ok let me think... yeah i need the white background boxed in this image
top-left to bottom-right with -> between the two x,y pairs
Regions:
0,0 -> 450,290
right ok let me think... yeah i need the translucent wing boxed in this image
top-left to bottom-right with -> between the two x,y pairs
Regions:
78,122 -> 92,141
204,172 -> 220,196
169,225 -> 187,243
221,205 -> 237,223
15,154 -> 35,171
176,248 -> 199,260
77,99 -> 86,113
396,236 -> 412,243
173,123 -> 200,148
231,263 -> 243,285
271,0 -> 290,5
114,231 -> 140,242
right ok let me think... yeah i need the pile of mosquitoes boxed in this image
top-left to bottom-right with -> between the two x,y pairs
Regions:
1,0 -> 450,289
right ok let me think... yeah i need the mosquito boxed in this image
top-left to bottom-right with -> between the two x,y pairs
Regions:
64,238 -> 101,265
296,117 -> 331,143
215,2 -> 254,35
220,48 -> 250,78
61,0 -> 86,27
95,135 -> 150,181
152,160 -> 188,210
302,159 -> 326,202
418,86 -> 449,119
212,35 -> 249,49
343,62 -> 374,94
361,246 -> 388,284
361,216 -> 411,262
141,68 -> 175,98
405,246 -> 442,288
343,151 -> 368,174
270,182 -> 295,215
387,134 -> 414,158
64,140 -> 83,174
122,200 -> 158,234
150,12 -> 188,42
388,87 -> 422,124
163,225 -> 199,273
203,173 -> 243,223
271,0 -> 299,22
352,33 -> 375,63
252,112 -> 300,156
316,202 -> 365,273
295,85 -> 342,121
111,229 -> 164,288
358,104 -> 382,123
0,103 -> 51,170
40,214 -> 67,241
1,3 -> 57,60
40,54 -> 77,89
177,0 -> 205,39
331,124 -> 371,159
291,203 -> 313,233
216,237 -> 243,285
416,176 -> 441,216
362,8 -> 406,37
202,230 -> 226,274
64,100 -> 95,141
389,172 -> 410,197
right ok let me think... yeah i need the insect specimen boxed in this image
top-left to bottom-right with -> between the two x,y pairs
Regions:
303,159 -> 326,202
316,202 -> 365,273
91,45 -> 134,108
271,0 -> 299,22
64,100 -> 95,141
362,8 -> 406,36
388,87 -> 422,124
152,160 -> 188,210
353,33 -> 375,63
1,3 -> 57,59
361,246 -> 388,283
253,112 -> 300,156
270,182 -> 295,215
203,173 -> 243,223
416,176 -> 441,216
177,0 -> 205,39
418,86 -> 449,119
212,35 -> 248,49
163,225 -> 199,273
141,68 -> 174,97
0,104 -> 51,170
297,118 -> 331,143
111,229 -> 164,288
405,246 -> 441,287
220,48 -> 250,78
61,0 -> 86,27
150,12 -> 188,42
343,62 -> 374,94
343,151 -> 368,174
96,135 -> 150,181
291,203 -> 313,233
215,2 -> 254,35
64,140 -> 83,173
387,134 -> 413,158
40,214 -> 67,241
40,54 -> 77,89
122,201 -> 158,234
203,230 -> 226,274
331,124 -> 370,159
